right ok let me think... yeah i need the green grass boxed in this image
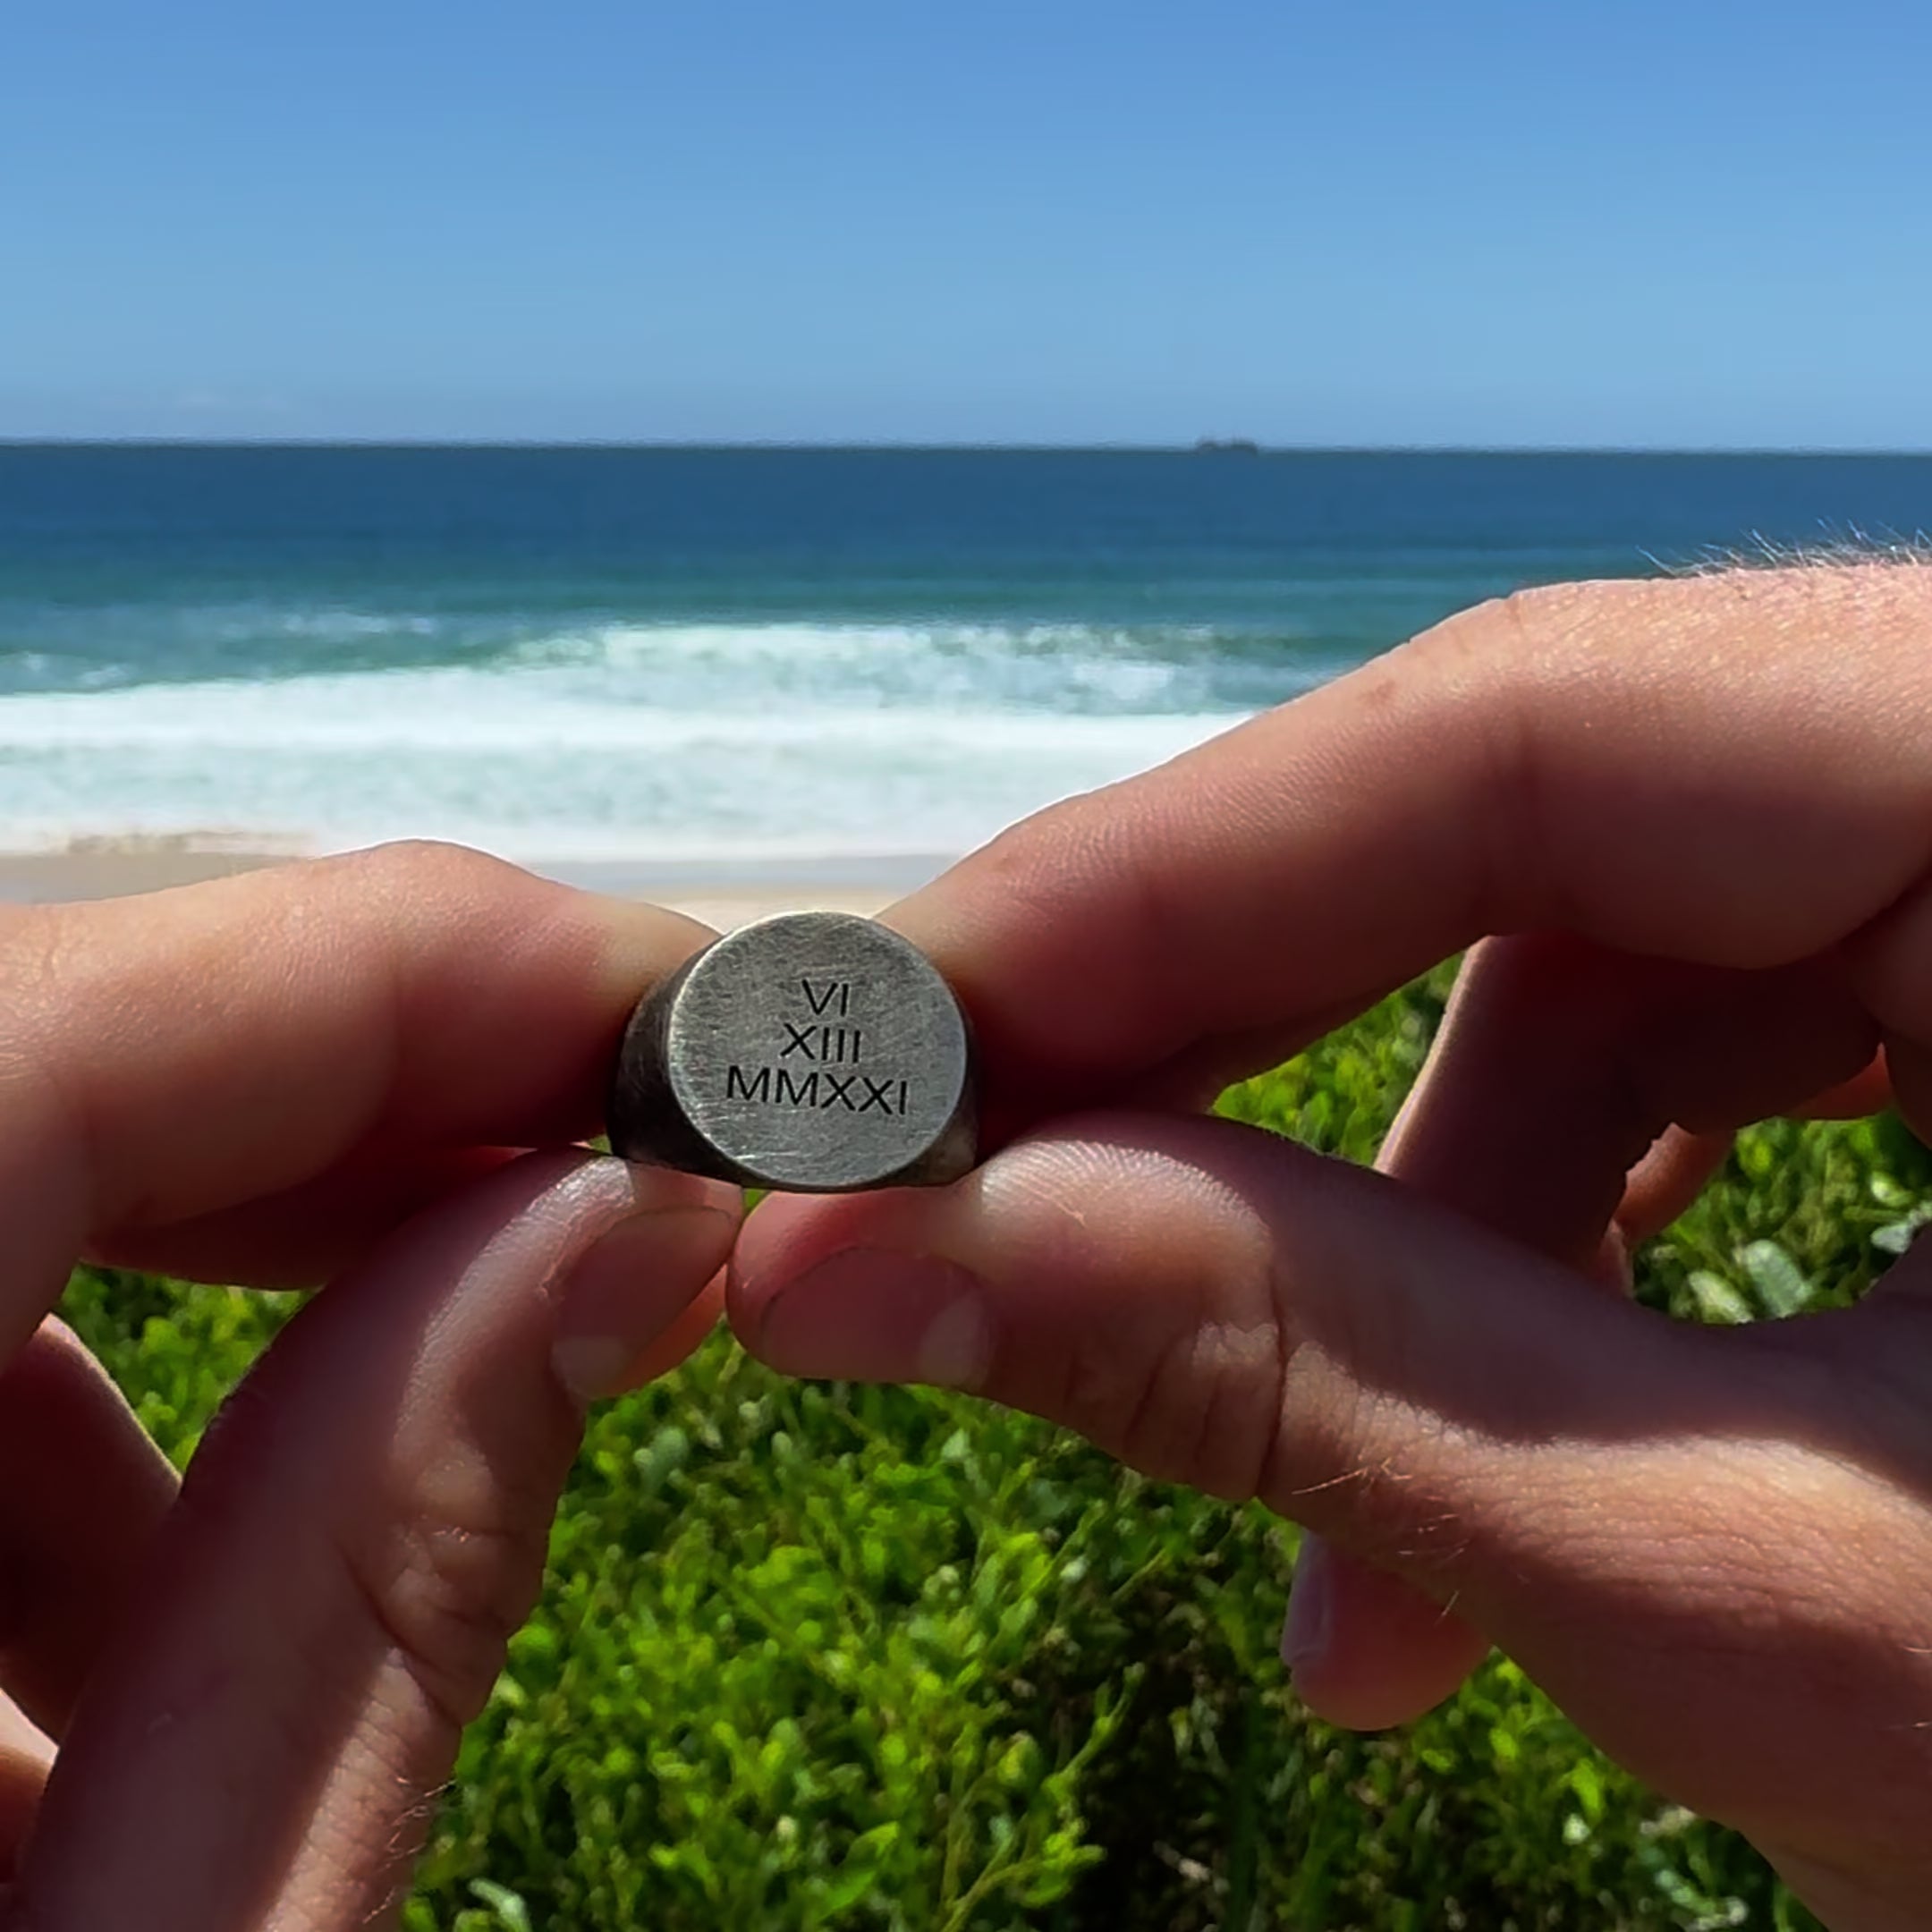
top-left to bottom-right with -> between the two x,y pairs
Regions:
63,965 -> 1925,1930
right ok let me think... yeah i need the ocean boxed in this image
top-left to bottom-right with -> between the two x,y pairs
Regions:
1,445 -> 1928,868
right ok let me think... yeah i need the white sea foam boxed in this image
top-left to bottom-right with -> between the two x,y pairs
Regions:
496,619 -> 1239,715
0,621 -> 1267,862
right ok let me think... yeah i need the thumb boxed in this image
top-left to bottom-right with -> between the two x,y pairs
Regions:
15,1150 -> 740,1931
731,1114 -> 1932,1853
733,1110 -> 1701,1525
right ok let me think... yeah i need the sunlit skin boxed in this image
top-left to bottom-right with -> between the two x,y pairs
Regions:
734,564 -> 1932,1931
0,846 -> 742,1929
6,567 -> 1932,1925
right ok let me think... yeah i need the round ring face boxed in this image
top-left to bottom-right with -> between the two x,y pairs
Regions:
664,911 -> 970,1191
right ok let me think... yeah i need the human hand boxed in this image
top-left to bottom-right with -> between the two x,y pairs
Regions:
0,843 -> 741,1929
731,564 -> 1932,1929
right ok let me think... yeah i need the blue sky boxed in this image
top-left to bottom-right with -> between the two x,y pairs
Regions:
4,2 -> 1930,447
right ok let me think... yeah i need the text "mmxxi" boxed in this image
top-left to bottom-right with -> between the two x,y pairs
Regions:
724,1065 -> 911,1115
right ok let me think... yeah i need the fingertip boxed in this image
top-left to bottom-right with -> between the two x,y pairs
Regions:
556,1268 -> 728,1403
11,1146 -> 739,1924
728,1119 -> 1292,1496
1282,1537 -> 1488,1733
725,1188 -> 906,1346
550,1165 -> 742,1404
628,1270 -> 730,1384
552,1205 -> 736,1400
743,1247 -> 993,1388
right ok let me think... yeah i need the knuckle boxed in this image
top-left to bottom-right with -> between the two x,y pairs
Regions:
1494,577 -> 1602,643
0,904 -> 84,1018
1270,1373 -> 1461,1574
1408,582 -> 1607,934
1056,1245 -> 1292,1504
0,909 -> 109,1166
1407,578 -> 1613,686
1117,1316 -> 1292,1503
319,837 -> 533,913
340,1492 -> 551,1738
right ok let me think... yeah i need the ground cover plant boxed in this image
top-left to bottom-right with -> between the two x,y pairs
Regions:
64,963 -> 1918,1929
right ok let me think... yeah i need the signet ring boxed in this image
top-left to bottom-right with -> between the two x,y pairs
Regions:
606,911 -> 979,1192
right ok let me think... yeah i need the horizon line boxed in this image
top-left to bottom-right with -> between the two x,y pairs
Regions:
3,436 -> 1932,459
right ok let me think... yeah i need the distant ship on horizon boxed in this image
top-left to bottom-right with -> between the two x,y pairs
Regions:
1192,436 -> 1261,455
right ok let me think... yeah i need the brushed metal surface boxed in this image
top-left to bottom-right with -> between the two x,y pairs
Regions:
607,911 -> 976,1191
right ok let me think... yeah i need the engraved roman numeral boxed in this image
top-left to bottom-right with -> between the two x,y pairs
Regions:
780,1022 -> 864,1062
801,978 -> 852,1018
725,1063 -> 770,1103
724,1063 -> 906,1114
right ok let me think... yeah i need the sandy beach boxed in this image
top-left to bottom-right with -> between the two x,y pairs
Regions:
0,838 -> 940,927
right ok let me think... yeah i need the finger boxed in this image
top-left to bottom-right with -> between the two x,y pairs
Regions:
0,1319 -> 178,1740
85,1145 -> 521,1287
1280,1531 -> 1480,1731
729,1113 -> 1932,1872
1280,937 -> 1871,1731
1375,939 -> 1875,1275
16,1151 -> 740,1932
0,1691 -> 53,1877
730,1113 -> 1696,1530
599,1268 -> 727,1393
0,1318 -> 164,1877
0,841 -> 715,1352
1791,1047 -> 1892,1121
1617,1125 -> 1734,1246
886,567 -> 1932,1124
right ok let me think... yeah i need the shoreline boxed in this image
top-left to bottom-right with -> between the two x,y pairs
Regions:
0,839 -> 947,926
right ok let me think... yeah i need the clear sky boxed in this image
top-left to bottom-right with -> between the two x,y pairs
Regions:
4,2 -> 1930,448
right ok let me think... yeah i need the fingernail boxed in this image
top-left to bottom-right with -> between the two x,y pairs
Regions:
754,1249 -> 993,1389
1283,1538 -> 1335,1675
553,1205 -> 737,1403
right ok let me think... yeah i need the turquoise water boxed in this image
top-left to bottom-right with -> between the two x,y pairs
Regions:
0,446 -> 1927,859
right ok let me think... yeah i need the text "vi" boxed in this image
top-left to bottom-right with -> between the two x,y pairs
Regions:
801,978 -> 852,1018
